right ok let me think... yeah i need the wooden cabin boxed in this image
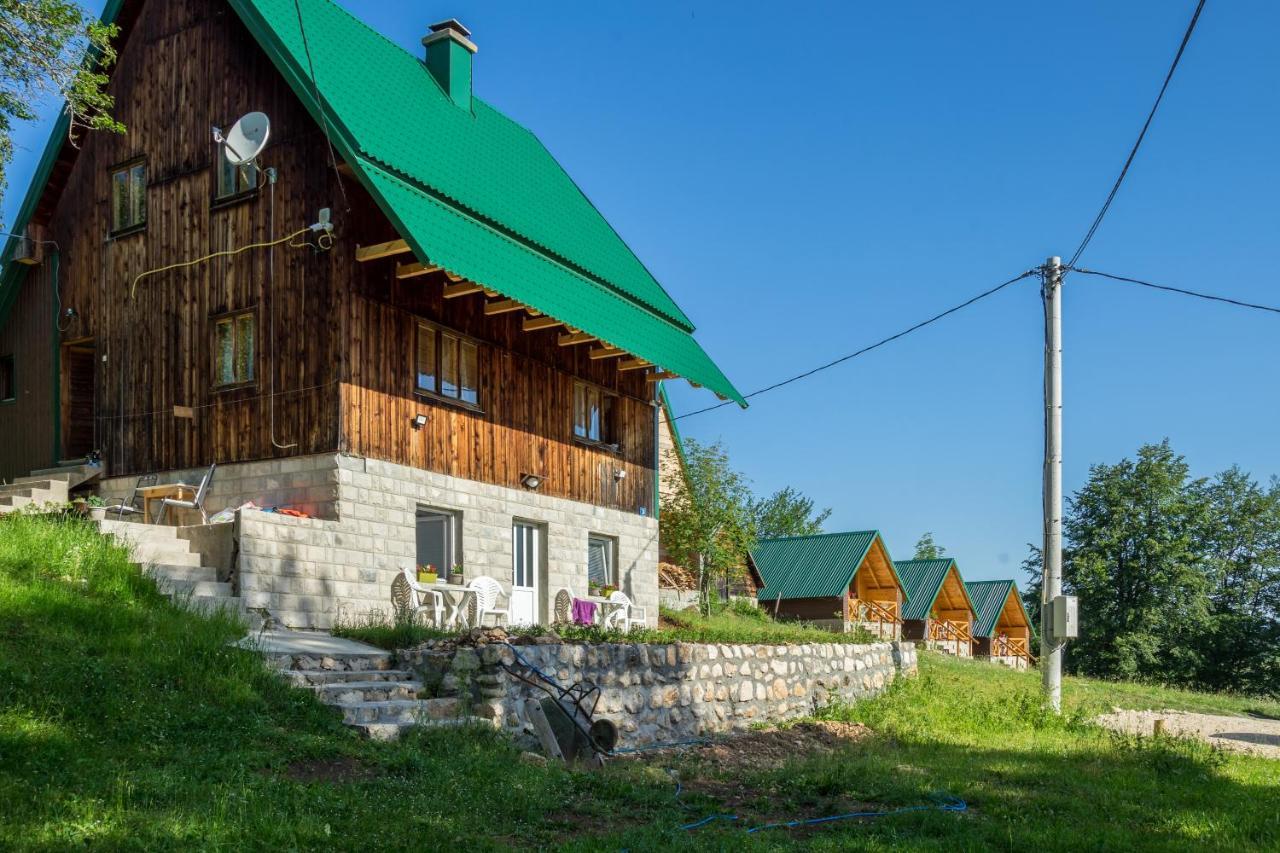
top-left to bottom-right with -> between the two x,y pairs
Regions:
0,0 -> 742,628
966,580 -> 1034,668
895,559 -> 976,657
750,531 -> 907,637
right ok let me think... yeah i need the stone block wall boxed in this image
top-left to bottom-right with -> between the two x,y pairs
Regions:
399,640 -> 918,748
225,453 -> 659,629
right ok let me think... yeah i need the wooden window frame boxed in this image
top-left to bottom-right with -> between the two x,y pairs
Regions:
414,320 -> 482,413
211,138 -> 261,207
211,308 -> 257,391
108,157 -> 148,236
0,354 -> 15,404
572,380 -> 620,451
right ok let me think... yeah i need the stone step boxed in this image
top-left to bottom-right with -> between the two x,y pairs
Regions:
337,696 -> 462,725
312,680 -> 424,704
279,668 -> 416,687
146,563 -> 218,583
265,651 -> 393,673
156,578 -> 233,598
352,717 -> 496,742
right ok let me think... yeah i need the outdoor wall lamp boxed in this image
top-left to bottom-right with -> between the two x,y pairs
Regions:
411,413 -> 428,430
520,473 -> 544,491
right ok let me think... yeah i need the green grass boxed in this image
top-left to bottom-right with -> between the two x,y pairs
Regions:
334,597 -> 875,650
2,513 -> 1278,851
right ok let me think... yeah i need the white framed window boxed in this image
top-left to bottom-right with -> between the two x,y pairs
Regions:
588,535 -> 615,588
416,507 -> 459,580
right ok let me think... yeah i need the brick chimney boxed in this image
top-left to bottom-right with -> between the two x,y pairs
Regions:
423,19 -> 477,110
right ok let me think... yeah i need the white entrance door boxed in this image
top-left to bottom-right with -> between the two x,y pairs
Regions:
511,522 -> 539,626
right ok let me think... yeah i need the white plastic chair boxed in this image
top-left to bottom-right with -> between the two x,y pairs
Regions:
391,567 -> 444,627
155,463 -> 216,525
608,590 -> 647,631
467,576 -> 510,627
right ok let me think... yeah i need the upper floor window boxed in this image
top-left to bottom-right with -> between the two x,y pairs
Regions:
110,160 -> 147,233
0,354 -> 14,402
415,321 -> 479,409
214,310 -> 255,387
573,382 -> 617,448
215,142 -> 259,200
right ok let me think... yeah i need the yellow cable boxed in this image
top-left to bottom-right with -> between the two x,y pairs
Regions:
129,227 -> 317,299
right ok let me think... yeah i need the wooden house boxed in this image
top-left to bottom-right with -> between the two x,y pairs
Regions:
0,0 -> 742,628
965,579 -> 1034,668
750,531 -> 907,637
895,558 -> 976,657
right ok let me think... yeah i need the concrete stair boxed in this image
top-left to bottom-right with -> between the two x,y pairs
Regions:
0,478 -> 69,514
24,462 -> 103,490
262,638 -> 491,741
94,518 -> 241,618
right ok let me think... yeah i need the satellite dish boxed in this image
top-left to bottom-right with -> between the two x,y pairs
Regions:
223,112 -> 271,166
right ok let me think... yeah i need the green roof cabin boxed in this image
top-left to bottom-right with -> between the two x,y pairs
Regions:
965,580 -> 1034,668
0,0 -> 742,630
751,531 -> 907,637
894,558 -> 977,657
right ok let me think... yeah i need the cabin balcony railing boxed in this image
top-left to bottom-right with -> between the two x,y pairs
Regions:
848,598 -> 900,638
993,635 -> 1034,662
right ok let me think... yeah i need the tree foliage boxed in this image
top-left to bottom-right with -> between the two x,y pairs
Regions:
0,0 -> 122,221
914,532 -> 946,560
751,486 -> 831,540
1022,440 -> 1280,698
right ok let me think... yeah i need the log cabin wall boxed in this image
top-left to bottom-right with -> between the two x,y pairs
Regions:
340,181 -> 659,516
0,264 -> 56,480
33,0 -> 344,478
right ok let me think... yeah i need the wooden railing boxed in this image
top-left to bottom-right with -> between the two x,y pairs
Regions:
927,619 -> 972,655
848,598 -> 901,637
993,636 -> 1033,661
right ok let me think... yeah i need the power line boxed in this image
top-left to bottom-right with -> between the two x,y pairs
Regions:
1068,0 -> 1207,269
293,0 -> 350,212
1070,267 -> 1280,315
673,269 -> 1039,421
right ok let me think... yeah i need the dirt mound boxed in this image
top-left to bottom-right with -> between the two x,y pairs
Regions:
1095,708 -> 1280,759
625,720 -> 871,774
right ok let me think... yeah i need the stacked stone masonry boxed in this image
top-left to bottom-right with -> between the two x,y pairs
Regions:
102,453 -> 660,629
401,640 -> 918,748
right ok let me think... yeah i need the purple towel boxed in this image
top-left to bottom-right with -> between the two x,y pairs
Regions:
571,598 -> 597,626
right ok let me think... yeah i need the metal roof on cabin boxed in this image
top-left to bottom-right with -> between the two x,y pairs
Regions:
753,531 -> 880,601
965,579 -> 1031,638
894,558 -> 973,621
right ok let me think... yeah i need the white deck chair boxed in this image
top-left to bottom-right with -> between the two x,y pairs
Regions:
391,567 -> 444,626
467,576 -> 510,627
155,463 -> 216,525
608,590 -> 648,631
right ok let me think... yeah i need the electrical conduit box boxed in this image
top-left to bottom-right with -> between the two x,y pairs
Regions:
1052,595 -> 1078,639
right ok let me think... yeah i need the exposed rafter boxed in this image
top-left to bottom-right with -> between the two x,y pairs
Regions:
484,299 -> 525,316
522,316 -> 563,332
443,281 -> 483,298
395,261 -> 440,279
558,331 -> 596,347
589,346 -> 625,361
617,358 -> 651,371
355,239 -> 410,262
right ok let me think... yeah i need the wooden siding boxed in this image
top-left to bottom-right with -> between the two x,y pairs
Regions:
0,265 -> 56,480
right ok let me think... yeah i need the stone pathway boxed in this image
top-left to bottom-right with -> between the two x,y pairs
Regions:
1095,708 -> 1280,759
247,630 -> 490,740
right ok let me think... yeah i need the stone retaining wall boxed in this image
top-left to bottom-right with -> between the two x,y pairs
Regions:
401,640 -> 918,748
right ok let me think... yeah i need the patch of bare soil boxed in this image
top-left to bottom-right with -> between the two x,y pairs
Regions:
1095,709 -> 1280,759
623,720 -> 872,774
280,756 -> 377,783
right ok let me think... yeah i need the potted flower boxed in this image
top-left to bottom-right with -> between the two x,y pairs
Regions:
86,495 -> 107,521
417,564 -> 438,584
588,581 -> 602,598
451,564 -> 464,585
601,584 -> 618,598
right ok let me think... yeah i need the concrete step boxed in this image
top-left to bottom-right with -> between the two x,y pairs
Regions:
146,563 -> 218,583
182,595 -> 242,617
279,668 -> 416,687
156,578 -> 233,598
24,463 -> 102,489
337,697 -> 462,725
352,717 -> 496,742
130,546 -> 202,567
313,680 -> 424,704
97,519 -> 185,542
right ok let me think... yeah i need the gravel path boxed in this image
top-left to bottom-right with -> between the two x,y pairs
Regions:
1095,708 -> 1280,759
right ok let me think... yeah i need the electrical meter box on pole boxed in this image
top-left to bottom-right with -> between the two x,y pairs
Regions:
1052,595 -> 1078,639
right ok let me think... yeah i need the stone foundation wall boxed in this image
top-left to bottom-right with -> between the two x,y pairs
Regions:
401,640 -> 918,748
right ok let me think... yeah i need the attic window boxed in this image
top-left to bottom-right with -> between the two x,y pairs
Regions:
110,160 -> 147,234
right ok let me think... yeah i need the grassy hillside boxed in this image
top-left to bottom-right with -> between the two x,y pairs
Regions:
1,514 -> 1277,850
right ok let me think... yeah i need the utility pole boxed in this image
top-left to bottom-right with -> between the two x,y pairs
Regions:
1041,256 -> 1064,711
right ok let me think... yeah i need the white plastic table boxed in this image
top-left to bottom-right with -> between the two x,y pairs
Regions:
432,583 -> 478,629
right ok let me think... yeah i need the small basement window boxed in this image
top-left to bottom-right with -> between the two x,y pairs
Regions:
215,141 -> 259,200
214,311 -> 255,387
110,160 -> 147,233
587,535 -> 615,589
573,382 -> 617,448
416,507 -> 459,580
0,355 -> 14,402
415,321 -> 479,408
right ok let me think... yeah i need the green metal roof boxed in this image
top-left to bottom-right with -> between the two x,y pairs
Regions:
965,579 -> 1032,638
895,558 -> 975,621
753,531 -> 905,602
3,0 -> 744,406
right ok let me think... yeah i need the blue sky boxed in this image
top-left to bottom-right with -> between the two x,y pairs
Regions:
4,1 -> 1277,581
